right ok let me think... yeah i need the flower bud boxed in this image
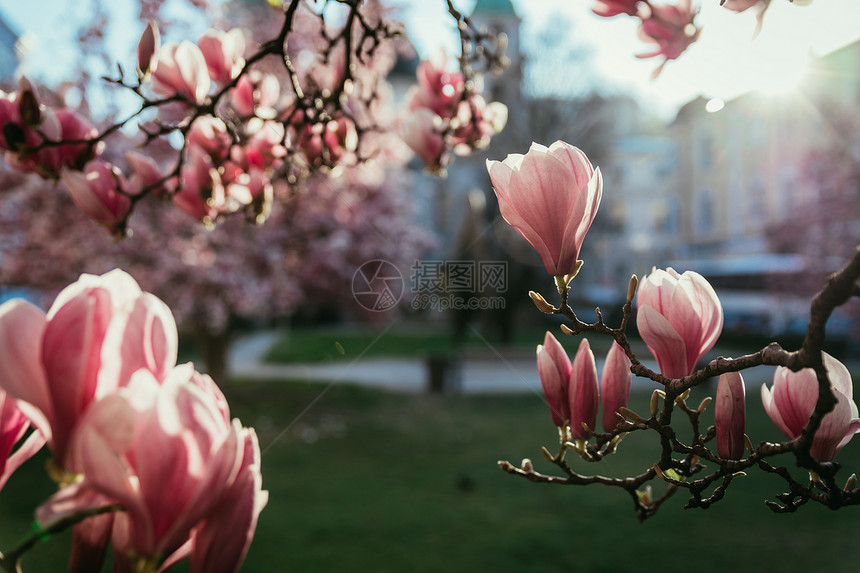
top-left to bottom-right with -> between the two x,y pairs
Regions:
137,20 -> 160,77
536,332 -> 571,428
568,338 -> 598,440
528,291 -> 555,314
601,342 -> 631,432
715,371 -> 746,460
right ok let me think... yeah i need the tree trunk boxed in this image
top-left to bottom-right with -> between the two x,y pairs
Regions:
195,327 -> 231,385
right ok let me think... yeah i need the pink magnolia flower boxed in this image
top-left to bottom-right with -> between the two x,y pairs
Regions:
537,331 -> 572,427
569,338 -> 599,439
486,141 -> 603,277
151,41 -> 211,104
297,117 -> 358,168
762,353 -> 860,462
0,390 -> 46,492
407,51 -> 465,119
601,342 -> 631,432
60,160 -> 132,232
187,115 -> 232,163
38,365 -> 266,573
0,269 -> 178,468
198,28 -> 246,85
593,0 -> 642,17
126,150 -> 174,196
231,71 -> 280,118
176,146 -> 226,222
637,0 -> 700,74
636,267 -> 723,380
234,118 -> 287,171
450,95 -> 508,154
715,371 -> 745,460
7,108 -> 100,178
400,108 -> 447,173
137,20 -> 160,76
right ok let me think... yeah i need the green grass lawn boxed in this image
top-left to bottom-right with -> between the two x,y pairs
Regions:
1,380 -> 859,572
263,324 -> 626,364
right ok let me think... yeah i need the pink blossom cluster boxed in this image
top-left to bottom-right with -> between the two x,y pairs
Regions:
0,270 -> 266,572
401,51 -> 508,173
489,138 -> 860,471
591,0 -> 700,76
0,11 -> 398,233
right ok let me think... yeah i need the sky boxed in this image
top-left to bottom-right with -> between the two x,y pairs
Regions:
0,0 -> 859,119
391,0 -> 860,117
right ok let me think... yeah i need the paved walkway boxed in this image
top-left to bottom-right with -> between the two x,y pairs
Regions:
228,330 -> 777,394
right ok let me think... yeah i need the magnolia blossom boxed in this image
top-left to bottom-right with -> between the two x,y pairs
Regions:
601,342 -> 631,433
569,339 -> 599,439
175,146 -> 226,222
231,71 -> 280,118
60,160 -> 132,232
762,353 -> 860,462
715,371 -> 746,460
593,0 -> 642,17
151,41 -> 211,105
486,141 -> 603,277
400,108 -> 447,173
636,267 -> 723,380
297,117 -> 358,168
407,50 -> 464,119
450,95 -> 508,154
537,331 -> 572,427
38,365 -> 267,573
126,150 -> 175,197
0,82 -> 101,178
0,269 -> 177,467
198,28 -> 246,85
637,0 -> 700,74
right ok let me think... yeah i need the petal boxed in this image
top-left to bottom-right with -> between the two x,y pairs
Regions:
822,352 -> 853,400
0,429 -> 45,491
637,304 -> 689,379
0,300 -> 54,434
69,512 -> 114,573
772,366 -> 817,438
761,373 -> 793,439
811,390 -> 854,462
190,428 -> 267,573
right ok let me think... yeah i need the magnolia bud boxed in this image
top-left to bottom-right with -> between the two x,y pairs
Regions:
618,406 -> 645,424
845,474 -> 857,491
528,290 -> 555,314
626,274 -> 638,304
521,458 -> 534,472
650,389 -> 661,416
541,446 -> 554,463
